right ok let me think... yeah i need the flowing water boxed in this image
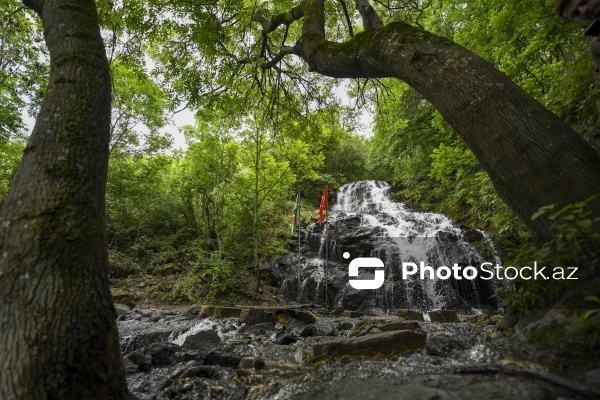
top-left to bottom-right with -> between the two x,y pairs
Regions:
280,180 -> 504,313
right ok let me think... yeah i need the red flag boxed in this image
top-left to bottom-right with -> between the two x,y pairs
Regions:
319,186 -> 328,227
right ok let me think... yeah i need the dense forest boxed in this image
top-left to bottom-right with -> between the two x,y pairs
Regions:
2,0 -> 599,301
1,0 -> 600,398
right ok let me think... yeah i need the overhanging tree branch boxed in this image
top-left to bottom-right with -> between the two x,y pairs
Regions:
251,0 -> 600,238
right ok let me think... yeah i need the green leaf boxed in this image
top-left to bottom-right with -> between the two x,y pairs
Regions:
584,295 -> 600,304
531,205 -> 554,221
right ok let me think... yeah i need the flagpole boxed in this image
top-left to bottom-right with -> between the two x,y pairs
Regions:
297,191 -> 301,304
325,185 -> 329,308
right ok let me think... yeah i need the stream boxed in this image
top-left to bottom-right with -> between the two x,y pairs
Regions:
117,306 -> 599,399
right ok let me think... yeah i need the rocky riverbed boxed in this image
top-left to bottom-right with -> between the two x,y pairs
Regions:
116,305 -> 600,400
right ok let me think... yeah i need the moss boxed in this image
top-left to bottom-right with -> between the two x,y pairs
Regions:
111,289 -> 135,309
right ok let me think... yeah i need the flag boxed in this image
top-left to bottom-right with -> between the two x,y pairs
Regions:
318,186 -> 328,227
291,193 -> 299,233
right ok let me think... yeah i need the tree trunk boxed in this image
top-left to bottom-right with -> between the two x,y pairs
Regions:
253,132 -> 261,293
265,0 -> 600,238
0,0 -> 127,398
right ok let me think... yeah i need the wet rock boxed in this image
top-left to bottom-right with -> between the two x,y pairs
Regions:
288,317 -> 307,330
176,364 -> 220,379
426,335 -> 465,357
145,342 -> 180,365
429,309 -> 460,323
125,350 -> 152,371
299,325 -> 318,337
312,330 -> 426,358
276,334 -> 298,345
461,227 -> 484,243
239,357 -> 266,370
200,305 -> 216,316
336,320 -> 354,331
123,357 -> 138,374
380,321 -> 420,332
120,329 -> 174,353
182,329 -> 221,351
184,304 -> 201,316
343,310 -> 364,318
174,350 -> 200,363
204,351 -> 243,368
111,289 -> 135,309
277,309 -> 319,325
214,306 -> 243,318
114,303 -> 132,319
350,316 -> 420,337
125,341 -> 180,370
395,309 -> 424,321
240,307 -> 276,326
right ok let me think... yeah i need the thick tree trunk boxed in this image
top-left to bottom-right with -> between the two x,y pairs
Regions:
265,0 -> 600,238
0,0 -> 127,398
253,135 -> 261,293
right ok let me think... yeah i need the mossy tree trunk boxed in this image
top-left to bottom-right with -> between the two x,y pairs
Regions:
256,0 -> 600,238
0,0 -> 127,398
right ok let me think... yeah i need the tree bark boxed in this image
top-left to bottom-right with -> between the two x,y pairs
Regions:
253,130 -> 261,293
0,0 -> 127,398
262,0 -> 600,238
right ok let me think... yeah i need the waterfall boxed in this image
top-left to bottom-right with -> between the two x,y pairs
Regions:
279,180 -> 504,314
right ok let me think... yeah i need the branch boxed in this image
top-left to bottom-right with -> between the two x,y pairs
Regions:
252,1 -> 307,34
354,0 -> 383,30
261,46 -> 297,69
337,0 -> 354,37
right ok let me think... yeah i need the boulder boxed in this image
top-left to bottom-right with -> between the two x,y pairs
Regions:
350,316 -> 420,337
429,309 -> 460,323
343,310 -> 364,318
276,334 -> 298,345
111,289 -> 135,309
182,329 -> 221,352
240,308 -> 276,326
395,309 -> 424,321
200,305 -> 216,316
312,330 -> 426,358
114,303 -> 132,318
214,306 -> 243,318
425,335 -> 465,357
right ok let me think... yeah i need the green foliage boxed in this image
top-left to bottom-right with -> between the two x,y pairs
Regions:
582,296 -> 600,321
0,138 -> 25,204
370,82 -> 525,236
498,197 -> 600,313
196,252 -> 238,302
0,1 -> 47,138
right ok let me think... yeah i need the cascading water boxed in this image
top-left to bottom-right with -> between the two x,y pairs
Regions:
279,180 -> 504,314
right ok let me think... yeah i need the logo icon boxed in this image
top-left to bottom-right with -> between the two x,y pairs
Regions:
345,252 -> 385,290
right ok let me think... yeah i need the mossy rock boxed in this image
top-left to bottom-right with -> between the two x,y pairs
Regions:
111,289 -> 135,309
395,309 -> 424,321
